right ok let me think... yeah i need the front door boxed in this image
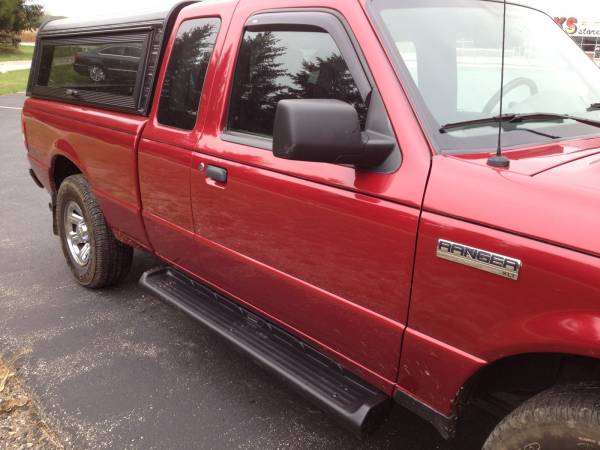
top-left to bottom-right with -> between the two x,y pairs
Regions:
187,3 -> 429,390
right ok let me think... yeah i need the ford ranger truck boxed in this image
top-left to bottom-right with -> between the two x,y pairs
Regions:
22,0 -> 600,448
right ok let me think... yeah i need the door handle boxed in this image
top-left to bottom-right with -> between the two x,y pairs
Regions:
205,165 -> 227,183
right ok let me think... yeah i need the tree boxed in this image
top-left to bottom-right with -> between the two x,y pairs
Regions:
230,31 -> 288,135
0,0 -> 44,47
159,21 -> 219,128
288,54 -> 368,125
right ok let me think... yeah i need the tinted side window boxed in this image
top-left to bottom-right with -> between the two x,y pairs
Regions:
37,39 -> 144,98
157,18 -> 220,130
228,29 -> 368,137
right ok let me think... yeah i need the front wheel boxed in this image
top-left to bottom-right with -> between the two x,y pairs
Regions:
57,174 -> 132,288
483,385 -> 600,450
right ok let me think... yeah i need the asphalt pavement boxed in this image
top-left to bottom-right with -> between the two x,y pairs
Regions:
0,93 -> 486,449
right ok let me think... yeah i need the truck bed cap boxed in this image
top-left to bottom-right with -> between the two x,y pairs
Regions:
39,11 -> 169,37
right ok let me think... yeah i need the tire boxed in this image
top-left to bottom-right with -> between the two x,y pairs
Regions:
88,64 -> 106,82
56,174 -> 133,288
483,385 -> 600,450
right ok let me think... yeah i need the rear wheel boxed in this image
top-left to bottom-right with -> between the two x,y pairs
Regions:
57,174 -> 132,288
483,385 -> 600,450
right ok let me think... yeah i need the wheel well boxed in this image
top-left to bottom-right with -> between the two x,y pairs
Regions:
456,353 -> 600,422
52,156 -> 82,192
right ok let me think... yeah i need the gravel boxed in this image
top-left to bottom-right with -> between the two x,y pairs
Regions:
0,354 -> 64,449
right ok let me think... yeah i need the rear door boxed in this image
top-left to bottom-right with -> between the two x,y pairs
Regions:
188,1 -> 429,390
138,9 -> 224,264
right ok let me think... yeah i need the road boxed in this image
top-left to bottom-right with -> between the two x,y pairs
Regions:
0,94 -> 487,449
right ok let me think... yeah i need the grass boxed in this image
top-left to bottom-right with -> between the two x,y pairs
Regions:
0,45 -> 34,62
0,69 -> 29,95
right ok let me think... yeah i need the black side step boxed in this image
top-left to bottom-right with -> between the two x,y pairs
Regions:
139,267 -> 391,437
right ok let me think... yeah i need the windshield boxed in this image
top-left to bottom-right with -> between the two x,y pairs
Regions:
369,0 -> 600,154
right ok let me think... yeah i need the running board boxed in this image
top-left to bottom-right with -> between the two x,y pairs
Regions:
139,267 -> 391,437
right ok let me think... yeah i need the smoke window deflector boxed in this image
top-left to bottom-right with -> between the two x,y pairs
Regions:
220,10 -> 401,174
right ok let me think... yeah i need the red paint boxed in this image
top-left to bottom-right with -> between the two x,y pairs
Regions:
404,211 -> 600,414
22,0 -> 600,424
23,99 -> 149,246
425,152 -> 600,258
454,137 -> 600,176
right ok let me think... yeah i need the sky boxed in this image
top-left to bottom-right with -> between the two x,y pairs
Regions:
33,0 -> 600,20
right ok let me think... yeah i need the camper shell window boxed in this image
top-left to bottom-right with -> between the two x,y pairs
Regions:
28,12 -> 167,115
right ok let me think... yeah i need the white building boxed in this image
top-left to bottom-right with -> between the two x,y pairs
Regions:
520,0 -> 600,67
554,17 -> 600,66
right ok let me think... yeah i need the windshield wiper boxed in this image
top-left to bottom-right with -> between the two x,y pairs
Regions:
439,112 -> 600,134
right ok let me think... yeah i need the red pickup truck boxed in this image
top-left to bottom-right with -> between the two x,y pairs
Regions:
22,0 -> 600,448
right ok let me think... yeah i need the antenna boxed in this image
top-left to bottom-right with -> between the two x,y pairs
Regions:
487,0 -> 510,168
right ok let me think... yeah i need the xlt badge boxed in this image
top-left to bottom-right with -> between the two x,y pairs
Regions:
436,239 -> 521,281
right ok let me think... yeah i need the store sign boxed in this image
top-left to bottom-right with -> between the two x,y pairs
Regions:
554,17 -> 600,37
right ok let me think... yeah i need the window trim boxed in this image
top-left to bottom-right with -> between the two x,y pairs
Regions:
156,16 -> 222,131
221,130 -> 273,151
30,31 -> 154,115
222,10 -> 372,147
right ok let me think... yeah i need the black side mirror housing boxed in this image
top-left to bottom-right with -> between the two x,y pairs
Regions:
272,99 -> 394,169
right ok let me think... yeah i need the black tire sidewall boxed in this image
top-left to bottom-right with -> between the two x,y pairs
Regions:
56,178 -> 98,286
488,425 -> 600,450
484,387 -> 600,450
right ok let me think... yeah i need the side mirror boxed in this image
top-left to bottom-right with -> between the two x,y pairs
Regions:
272,99 -> 394,169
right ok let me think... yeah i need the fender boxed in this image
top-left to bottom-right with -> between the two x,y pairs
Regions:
23,98 -> 150,247
400,208 -> 600,433
48,153 -> 85,235
485,311 -> 600,360
395,310 -> 600,439
50,147 -> 88,189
